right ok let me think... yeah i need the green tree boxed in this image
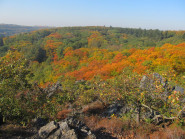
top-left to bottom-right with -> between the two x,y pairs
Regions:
0,51 -> 32,123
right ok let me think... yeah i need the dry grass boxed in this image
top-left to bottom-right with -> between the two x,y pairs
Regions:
84,115 -> 135,138
149,125 -> 185,139
82,100 -> 105,114
84,115 -> 185,139
56,109 -> 72,120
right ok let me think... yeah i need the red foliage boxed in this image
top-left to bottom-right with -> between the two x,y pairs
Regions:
56,109 -> 72,120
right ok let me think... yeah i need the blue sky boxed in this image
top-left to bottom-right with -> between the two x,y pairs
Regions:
0,0 -> 185,30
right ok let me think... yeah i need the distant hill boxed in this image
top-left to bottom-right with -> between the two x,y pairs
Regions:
0,24 -> 51,37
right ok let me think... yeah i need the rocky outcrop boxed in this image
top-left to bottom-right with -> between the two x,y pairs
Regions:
139,73 -> 185,123
140,73 -> 167,91
44,81 -> 63,98
102,102 -> 134,118
64,117 -> 96,139
39,121 -> 59,138
140,73 -> 184,100
37,117 -> 96,139
32,117 -> 48,130
31,73 -> 184,139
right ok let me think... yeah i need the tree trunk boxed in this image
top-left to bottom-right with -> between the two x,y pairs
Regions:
136,101 -> 141,125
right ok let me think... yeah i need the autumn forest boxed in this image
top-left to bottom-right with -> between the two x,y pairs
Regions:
0,26 -> 185,138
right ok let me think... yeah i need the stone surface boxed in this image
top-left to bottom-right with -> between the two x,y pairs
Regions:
139,75 -> 154,91
65,117 -> 96,139
47,129 -> 62,139
173,85 -> 184,94
60,129 -> 78,139
103,102 -> 123,117
32,117 -> 48,130
140,73 -> 168,91
43,81 -> 63,98
38,121 -> 59,138
102,102 -> 135,118
37,118 -> 96,139
140,73 -> 184,102
153,73 -> 167,88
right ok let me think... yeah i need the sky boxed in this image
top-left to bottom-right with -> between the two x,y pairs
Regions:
0,0 -> 185,30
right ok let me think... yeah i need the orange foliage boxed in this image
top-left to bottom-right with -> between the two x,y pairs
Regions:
113,53 -> 126,63
44,43 -> 185,82
45,40 -> 62,50
47,33 -> 62,39
44,40 -> 63,57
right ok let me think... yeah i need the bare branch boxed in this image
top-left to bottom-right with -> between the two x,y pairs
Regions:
141,104 -> 153,112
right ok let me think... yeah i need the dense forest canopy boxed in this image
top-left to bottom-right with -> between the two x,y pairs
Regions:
0,26 -> 185,86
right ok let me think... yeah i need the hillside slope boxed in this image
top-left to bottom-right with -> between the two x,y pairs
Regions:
0,26 -> 184,138
0,24 -> 50,37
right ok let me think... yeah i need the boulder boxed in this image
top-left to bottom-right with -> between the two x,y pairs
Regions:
140,73 -> 168,91
65,117 -> 96,139
103,103 -> 123,117
139,73 -> 185,122
32,117 -> 48,130
102,102 -> 135,118
173,85 -> 184,94
139,73 -> 185,101
43,81 -> 63,98
38,118 -> 96,139
60,129 -> 77,139
153,73 -> 167,88
140,75 -> 155,91
38,121 -> 59,138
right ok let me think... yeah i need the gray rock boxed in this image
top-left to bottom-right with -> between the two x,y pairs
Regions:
65,117 -> 96,139
60,129 -> 78,139
37,118 -> 96,139
139,73 -> 176,101
160,90 -> 171,101
171,86 -> 185,104
39,121 -> 59,138
103,102 -> 124,117
102,101 -> 135,118
140,73 -> 168,92
58,121 -> 70,131
173,86 -> 184,94
44,81 -> 63,98
32,117 -> 48,130
153,73 -> 167,88
48,128 -> 78,139
48,129 -> 62,139
47,121 -> 78,139
75,79 -> 85,84
139,75 -> 155,91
